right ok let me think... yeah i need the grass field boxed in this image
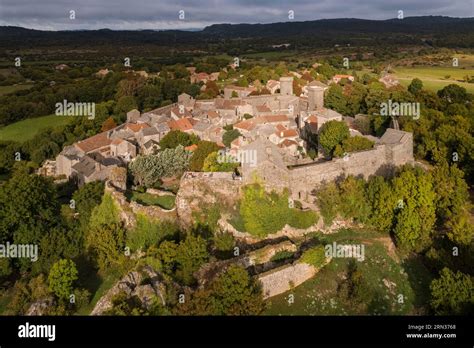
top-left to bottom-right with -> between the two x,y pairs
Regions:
0,114 -> 75,142
242,50 -> 298,60
128,191 -> 176,210
0,84 -> 33,96
393,65 -> 474,93
264,228 -> 433,315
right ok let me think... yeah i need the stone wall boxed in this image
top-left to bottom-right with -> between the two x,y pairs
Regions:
288,133 -> 414,201
105,182 -> 176,229
289,144 -> 389,200
258,262 -> 317,299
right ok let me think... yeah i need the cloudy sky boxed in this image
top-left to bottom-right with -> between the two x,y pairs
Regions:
0,0 -> 472,31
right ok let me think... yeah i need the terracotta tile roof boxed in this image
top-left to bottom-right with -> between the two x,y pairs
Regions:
275,124 -> 287,132
207,110 -> 219,119
217,99 -> 248,110
234,120 -> 256,131
275,129 -> 298,138
167,118 -> 196,132
306,115 -> 318,123
266,80 -> 279,88
262,115 -> 289,123
171,107 -> 192,118
75,132 -> 112,153
125,123 -> 150,133
279,139 -> 299,147
256,105 -> 271,113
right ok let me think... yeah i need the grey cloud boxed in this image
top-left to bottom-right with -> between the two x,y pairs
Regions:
0,0 -> 472,30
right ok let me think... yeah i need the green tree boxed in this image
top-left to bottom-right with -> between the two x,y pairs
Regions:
189,141 -> 220,171
203,151 -> 239,172
159,130 -> 199,150
114,96 -> 138,122
222,128 -> 242,147
72,181 -> 105,226
315,181 -> 341,225
156,234 -> 209,285
325,84 -> 349,115
366,176 -> 396,233
318,120 -> 350,158
392,166 -> 436,252
408,78 -> 423,95
176,265 -> 265,315
129,145 -> 191,187
437,84 -> 468,105
48,259 -> 78,301
87,193 -> 126,270
175,234 -> 209,285
430,268 -> 473,315
338,176 -> 371,223
0,169 -> 60,250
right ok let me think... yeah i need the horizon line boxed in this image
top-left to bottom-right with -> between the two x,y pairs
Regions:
2,15 -> 473,33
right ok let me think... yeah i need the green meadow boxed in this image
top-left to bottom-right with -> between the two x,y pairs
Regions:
393,64 -> 474,93
0,114 -> 75,142
0,84 -> 33,96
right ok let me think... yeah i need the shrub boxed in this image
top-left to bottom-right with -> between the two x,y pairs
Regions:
300,246 -> 326,268
240,184 -> 318,237
270,250 -> 295,262
212,232 -> 235,253
127,215 -> 179,252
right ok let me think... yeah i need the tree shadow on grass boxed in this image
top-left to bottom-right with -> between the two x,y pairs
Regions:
74,254 -> 102,296
401,255 -> 433,312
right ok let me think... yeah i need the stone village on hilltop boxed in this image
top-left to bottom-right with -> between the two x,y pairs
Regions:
42,74 -> 413,202
35,70 -> 415,302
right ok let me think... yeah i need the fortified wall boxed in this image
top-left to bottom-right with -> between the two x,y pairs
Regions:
289,129 -> 413,200
176,129 -> 414,225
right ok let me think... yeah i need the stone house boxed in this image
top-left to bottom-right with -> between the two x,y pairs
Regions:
110,139 -> 136,162
266,80 -> 280,94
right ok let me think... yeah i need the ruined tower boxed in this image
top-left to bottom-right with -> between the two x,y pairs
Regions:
307,86 -> 325,111
279,76 -> 293,96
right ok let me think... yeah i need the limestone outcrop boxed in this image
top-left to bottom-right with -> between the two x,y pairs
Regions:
91,266 -> 167,315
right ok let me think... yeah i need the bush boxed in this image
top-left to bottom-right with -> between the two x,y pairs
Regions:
212,232 -> 235,253
127,215 -> 179,252
289,209 -> 319,229
300,246 -> 326,268
344,136 -> 374,152
270,250 -> 295,262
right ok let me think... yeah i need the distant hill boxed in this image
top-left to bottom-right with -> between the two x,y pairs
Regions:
0,16 -> 473,49
202,16 -> 474,37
